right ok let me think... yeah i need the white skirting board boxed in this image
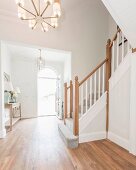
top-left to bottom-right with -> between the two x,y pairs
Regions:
0,129 -> 6,138
108,132 -> 129,151
79,131 -> 106,143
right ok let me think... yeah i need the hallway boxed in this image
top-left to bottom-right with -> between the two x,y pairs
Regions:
0,117 -> 74,170
0,117 -> 136,170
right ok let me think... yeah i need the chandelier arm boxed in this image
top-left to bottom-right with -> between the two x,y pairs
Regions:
32,22 -> 38,30
43,21 -> 55,28
41,23 -> 45,32
41,4 -> 49,16
21,18 -> 35,20
43,16 -> 58,19
19,5 -> 36,17
31,0 -> 39,16
39,0 -> 40,15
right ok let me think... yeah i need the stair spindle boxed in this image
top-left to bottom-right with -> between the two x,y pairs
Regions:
94,72 -> 96,103
116,32 -> 120,68
122,33 -> 124,61
86,81 -> 88,112
102,64 -> 105,95
90,77 -> 92,107
98,68 -> 101,99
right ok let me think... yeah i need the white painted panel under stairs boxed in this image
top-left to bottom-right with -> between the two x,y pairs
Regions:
79,92 -> 107,133
101,0 -> 136,47
108,51 -> 134,152
79,92 -> 107,143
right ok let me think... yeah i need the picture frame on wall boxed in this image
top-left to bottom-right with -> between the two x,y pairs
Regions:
4,72 -> 10,82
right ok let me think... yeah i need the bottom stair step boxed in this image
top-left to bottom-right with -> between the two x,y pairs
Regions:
58,123 -> 79,149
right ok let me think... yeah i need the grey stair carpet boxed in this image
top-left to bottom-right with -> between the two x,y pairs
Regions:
58,123 -> 79,149
65,118 -> 73,132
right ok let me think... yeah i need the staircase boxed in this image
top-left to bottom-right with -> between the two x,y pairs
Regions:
58,28 -> 133,149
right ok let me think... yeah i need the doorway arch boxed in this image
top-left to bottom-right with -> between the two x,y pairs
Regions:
38,67 -> 59,116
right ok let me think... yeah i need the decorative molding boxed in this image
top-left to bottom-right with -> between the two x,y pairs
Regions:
79,92 -> 107,133
0,129 -> 6,138
109,53 -> 131,90
108,132 -> 129,151
79,131 -> 106,143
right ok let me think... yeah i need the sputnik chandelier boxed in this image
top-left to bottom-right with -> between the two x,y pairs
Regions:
15,0 -> 61,32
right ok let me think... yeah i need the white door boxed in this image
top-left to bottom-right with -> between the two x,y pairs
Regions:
38,68 -> 57,116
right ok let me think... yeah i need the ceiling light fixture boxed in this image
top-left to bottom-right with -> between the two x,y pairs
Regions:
15,0 -> 61,32
37,49 -> 45,70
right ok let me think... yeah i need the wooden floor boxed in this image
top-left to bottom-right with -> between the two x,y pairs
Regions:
0,117 -> 136,170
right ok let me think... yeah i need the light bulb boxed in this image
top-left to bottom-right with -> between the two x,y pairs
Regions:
44,0 -> 53,5
53,2 -> 61,17
15,0 -> 24,6
18,7 -> 26,19
29,20 -> 36,29
51,18 -> 58,28
42,23 -> 49,32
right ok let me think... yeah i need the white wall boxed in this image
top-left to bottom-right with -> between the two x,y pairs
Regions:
79,93 -> 107,143
108,53 -> 131,151
109,70 -> 130,144
11,56 -> 38,118
0,42 -> 7,138
64,54 -> 71,83
108,15 -> 117,39
101,0 -> 136,47
129,53 -> 136,155
2,44 -> 11,76
11,55 -> 68,118
0,0 -> 110,81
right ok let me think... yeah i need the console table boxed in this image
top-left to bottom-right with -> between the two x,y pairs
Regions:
5,103 -> 21,131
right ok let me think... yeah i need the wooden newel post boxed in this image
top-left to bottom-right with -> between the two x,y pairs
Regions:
64,83 -> 67,124
73,76 -> 79,136
106,39 -> 111,134
70,80 -> 73,118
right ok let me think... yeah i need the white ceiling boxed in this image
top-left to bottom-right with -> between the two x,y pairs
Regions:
7,43 -> 70,62
0,0 -> 84,16
101,0 -> 136,47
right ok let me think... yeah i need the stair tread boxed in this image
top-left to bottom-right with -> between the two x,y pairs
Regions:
58,123 -> 77,140
58,123 -> 79,149
65,118 -> 73,131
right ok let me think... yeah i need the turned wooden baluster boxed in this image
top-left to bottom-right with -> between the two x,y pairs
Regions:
73,76 -> 79,136
70,80 -> 73,118
106,39 -> 111,134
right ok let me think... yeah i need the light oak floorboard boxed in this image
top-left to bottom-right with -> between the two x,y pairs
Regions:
0,116 -> 136,170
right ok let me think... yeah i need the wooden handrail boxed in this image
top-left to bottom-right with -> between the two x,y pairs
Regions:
79,58 -> 108,86
110,28 -> 121,48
